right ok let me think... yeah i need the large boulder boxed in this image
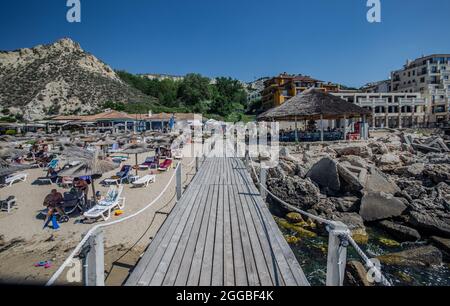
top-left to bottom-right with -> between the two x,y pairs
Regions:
337,163 -> 367,192
359,192 -> 407,222
306,157 -> 340,193
408,211 -> 450,238
364,168 -> 400,195
330,196 -> 360,213
339,155 -> 369,169
377,245 -> 442,267
332,212 -> 368,244
430,236 -> 450,260
344,261 -> 373,286
267,176 -> 321,210
423,164 -> 450,184
332,145 -> 373,158
377,220 -> 421,242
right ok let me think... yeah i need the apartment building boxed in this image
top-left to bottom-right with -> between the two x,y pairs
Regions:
261,73 -> 340,110
391,54 -> 450,125
332,91 -> 427,128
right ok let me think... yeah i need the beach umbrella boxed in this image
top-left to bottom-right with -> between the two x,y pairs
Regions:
0,158 -> 30,177
121,143 -> 151,175
58,150 -> 119,203
0,145 -> 29,160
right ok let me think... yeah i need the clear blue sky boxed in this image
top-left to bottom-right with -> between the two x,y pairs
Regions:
1,0 -> 450,87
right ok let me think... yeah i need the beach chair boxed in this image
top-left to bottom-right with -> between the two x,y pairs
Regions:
131,175 -> 156,188
139,157 -> 158,170
46,159 -> 59,170
0,196 -> 16,213
158,158 -> 173,171
173,150 -> 183,160
103,165 -> 132,185
4,173 -> 28,187
83,185 -> 125,221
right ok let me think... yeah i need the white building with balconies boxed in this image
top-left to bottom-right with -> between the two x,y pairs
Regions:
391,54 -> 450,125
332,92 -> 427,129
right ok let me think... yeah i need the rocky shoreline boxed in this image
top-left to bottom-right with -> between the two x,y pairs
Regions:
255,129 -> 450,285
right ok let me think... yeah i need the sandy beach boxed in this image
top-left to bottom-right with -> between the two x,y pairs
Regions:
0,152 -> 196,285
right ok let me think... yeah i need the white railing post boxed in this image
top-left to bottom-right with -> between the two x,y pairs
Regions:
260,166 -> 267,201
83,229 -> 105,286
326,221 -> 349,286
244,150 -> 249,168
176,163 -> 182,201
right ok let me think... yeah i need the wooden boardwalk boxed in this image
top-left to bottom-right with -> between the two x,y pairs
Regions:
125,157 -> 309,286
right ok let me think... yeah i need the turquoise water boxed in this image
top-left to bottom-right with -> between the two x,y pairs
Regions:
270,205 -> 450,286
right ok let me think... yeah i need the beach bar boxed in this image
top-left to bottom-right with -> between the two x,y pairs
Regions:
258,89 -> 372,142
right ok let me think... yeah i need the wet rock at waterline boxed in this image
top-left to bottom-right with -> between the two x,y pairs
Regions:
359,192 -> 407,222
408,211 -> 450,238
377,245 -> 443,267
430,236 -> 450,260
344,261 -> 373,287
377,220 -> 421,242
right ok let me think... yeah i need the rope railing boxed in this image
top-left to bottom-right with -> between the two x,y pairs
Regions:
245,152 -> 392,286
46,157 -> 198,286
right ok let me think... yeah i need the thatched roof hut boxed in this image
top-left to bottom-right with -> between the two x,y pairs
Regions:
258,89 -> 371,121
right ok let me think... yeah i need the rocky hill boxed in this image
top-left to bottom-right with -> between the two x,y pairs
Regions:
0,38 -> 154,120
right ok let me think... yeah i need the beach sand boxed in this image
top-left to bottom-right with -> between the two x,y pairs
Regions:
0,153 -> 196,285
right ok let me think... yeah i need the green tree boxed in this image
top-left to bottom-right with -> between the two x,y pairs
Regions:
177,74 -> 212,109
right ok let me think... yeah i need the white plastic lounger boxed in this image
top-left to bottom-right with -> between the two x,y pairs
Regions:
131,175 -> 156,188
83,186 -> 125,221
5,173 -> 28,187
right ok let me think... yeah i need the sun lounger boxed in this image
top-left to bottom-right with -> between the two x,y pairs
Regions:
131,175 -> 156,188
139,157 -> 158,170
103,165 -> 132,185
173,150 -> 183,160
83,186 -> 125,221
158,158 -> 173,171
4,173 -> 28,187
46,159 -> 59,170
1,196 -> 16,213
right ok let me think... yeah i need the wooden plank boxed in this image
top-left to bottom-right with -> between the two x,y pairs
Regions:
232,161 -> 273,286
234,164 -> 282,286
237,159 -> 309,286
227,172 -> 248,286
223,184 -> 235,286
231,176 -> 260,285
161,178 -> 211,285
125,174 -> 197,285
163,180 -> 212,286
137,185 -> 202,285
212,179 -> 225,286
199,183 -> 219,285
185,184 -> 214,286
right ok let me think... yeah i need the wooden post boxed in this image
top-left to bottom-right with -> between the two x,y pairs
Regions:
326,221 -> 349,286
343,115 -> 348,141
84,230 -> 105,286
320,114 -> 324,142
176,163 -> 182,201
294,116 -> 299,142
244,150 -> 249,168
260,166 -> 267,201
195,156 -> 199,172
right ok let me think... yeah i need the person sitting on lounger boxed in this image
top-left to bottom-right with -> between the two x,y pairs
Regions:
74,177 -> 89,204
43,189 -> 66,222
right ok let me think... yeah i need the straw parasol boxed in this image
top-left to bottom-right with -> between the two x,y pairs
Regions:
58,149 -> 119,203
258,88 -> 371,121
0,158 -> 30,177
121,143 -> 152,175
0,145 -> 29,160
